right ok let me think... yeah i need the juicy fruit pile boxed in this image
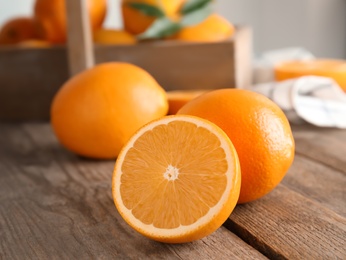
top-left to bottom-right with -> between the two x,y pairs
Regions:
112,115 -> 241,243
0,0 -> 235,46
0,0 -> 107,46
50,62 -> 294,241
178,89 -> 295,203
51,62 -> 168,159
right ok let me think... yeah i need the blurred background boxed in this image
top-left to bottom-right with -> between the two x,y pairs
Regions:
1,0 -> 346,58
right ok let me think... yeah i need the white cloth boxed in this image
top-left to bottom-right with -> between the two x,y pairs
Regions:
253,47 -> 315,84
252,76 -> 346,129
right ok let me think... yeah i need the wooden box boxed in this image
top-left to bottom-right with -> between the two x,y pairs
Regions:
0,26 -> 252,121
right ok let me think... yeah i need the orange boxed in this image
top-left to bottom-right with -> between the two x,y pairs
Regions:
178,89 -> 295,204
172,14 -> 235,42
34,0 -> 107,43
51,62 -> 168,159
112,115 -> 241,243
167,89 -> 209,115
275,59 -> 346,92
122,0 -> 185,35
17,39 -> 51,48
93,29 -> 137,45
0,17 -> 38,45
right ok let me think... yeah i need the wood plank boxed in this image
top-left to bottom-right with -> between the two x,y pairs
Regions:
0,47 -> 69,120
292,124 -> 346,174
65,0 -> 94,76
225,185 -> 346,259
283,155 -> 346,217
0,123 -> 266,259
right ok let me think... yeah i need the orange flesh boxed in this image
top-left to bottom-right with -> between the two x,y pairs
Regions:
119,120 -> 228,229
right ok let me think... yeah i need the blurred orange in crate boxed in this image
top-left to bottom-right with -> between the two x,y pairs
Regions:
275,59 -> 346,92
122,0 -> 185,35
172,14 -> 235,42
34,0 -> 107,43
0,17 -> 38,45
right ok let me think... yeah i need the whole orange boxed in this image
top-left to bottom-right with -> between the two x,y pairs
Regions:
51,62 -> 168,159
34,0 -> 107,43
172,14 -> 235,42
122,0 -> 184,35
178,89 -> 295,203
0,17 -> 38,45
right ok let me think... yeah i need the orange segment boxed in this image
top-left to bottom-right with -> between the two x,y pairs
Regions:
167,89 -> 209,115
112,115 -> 241,243
274,59 -> 346,92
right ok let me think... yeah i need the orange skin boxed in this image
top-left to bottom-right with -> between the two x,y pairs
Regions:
172,14 -> 235,42
275,59 -> 346,92
34,0 -> 107,43
0,17 -> 38,45
51,62 -> 168,159
178,89 -> 295,204
167,90 -> 209,115
93,29 -> 137,45
122,0 -> 185,35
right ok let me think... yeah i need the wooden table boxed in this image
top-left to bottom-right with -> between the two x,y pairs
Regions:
0,123 -> 345,259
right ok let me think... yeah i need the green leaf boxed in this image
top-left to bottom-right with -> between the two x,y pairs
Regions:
181,0 -> 213,15
128,3 -> 165,18
137,17 -> 182,40
180,3 -> 212,27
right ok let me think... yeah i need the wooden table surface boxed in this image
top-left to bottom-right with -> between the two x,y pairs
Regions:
0,123 -> 345,259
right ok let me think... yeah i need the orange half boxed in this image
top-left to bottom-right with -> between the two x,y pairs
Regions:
112,115 -> 241,243
275,59 -> 346,91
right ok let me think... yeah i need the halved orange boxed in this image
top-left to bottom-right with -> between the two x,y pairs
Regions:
274,59 -> 346,92
112,115 -> 241,243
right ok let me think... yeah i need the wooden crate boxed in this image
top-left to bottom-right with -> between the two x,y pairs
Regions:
0,26 -> 252,121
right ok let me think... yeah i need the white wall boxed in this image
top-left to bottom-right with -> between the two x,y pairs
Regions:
215,0 -> 346,58
1,0 -> 346,58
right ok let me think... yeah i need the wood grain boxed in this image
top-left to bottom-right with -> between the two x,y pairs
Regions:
283,155 -> 346,217
225,185 -> 346,260
0,123 -> 266,259
65,0 -> 94,76
0,47 -> 68,120
1,123 -> 345,259
292,124 -> 346,174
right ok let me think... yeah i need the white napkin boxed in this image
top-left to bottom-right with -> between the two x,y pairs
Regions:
252,76 -> 346,129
